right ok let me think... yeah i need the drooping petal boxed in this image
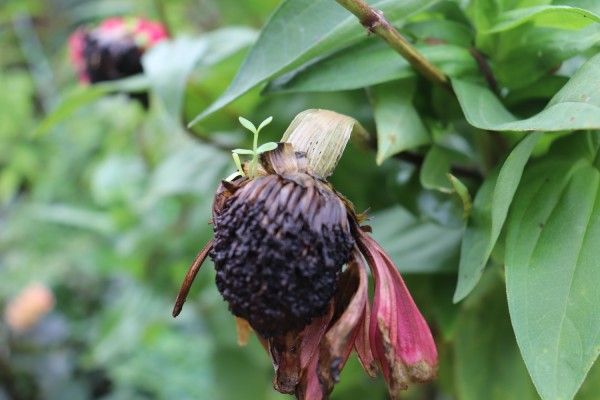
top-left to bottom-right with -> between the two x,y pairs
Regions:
270,307 -> 333,394
235,317 -> 252,346
356,230 -> 437,398
318,250 -> 369,394
296,352 -> 324,400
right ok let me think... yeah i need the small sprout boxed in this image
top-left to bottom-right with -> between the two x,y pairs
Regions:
232,116 -> 276,179
232,152 -> 244,176
257,116 -> 274,132
232,149 -> 255,155
256,142 -> 278,154
238,116 -> 258,134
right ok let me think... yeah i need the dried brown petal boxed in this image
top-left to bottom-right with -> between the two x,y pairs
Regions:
318,251 -> 369,394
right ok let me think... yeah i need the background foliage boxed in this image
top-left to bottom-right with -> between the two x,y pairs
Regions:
1,0 -> 599,399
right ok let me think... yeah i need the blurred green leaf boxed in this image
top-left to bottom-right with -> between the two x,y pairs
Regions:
454,274 -> 539,400
453,53 -> 600,131
491,24 -> 600,89
505,137 -> 600,400
267,41 -> 477,93
454,132 -> 540,302
406,19 -> 474,46
143,28 -> 257,120
371,80 -> 430,164
189,0 -> 441,124
370,205 -> 462,273
484,5 -> 600,33
34,75 -> 149,136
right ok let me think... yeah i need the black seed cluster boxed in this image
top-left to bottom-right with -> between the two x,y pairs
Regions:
211,176 -> 354,338
82,32 -> 148,106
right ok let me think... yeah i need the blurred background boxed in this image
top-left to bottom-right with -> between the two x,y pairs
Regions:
0,0 -> 402,399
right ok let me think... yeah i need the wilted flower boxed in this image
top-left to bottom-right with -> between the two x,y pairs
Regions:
4,282 -> 55,333
173,113 -> 437,399
68,17 -> 167,106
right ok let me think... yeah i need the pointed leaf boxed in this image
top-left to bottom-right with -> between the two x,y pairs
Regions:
452,53 -> 600,131
257,116 -> 273,132
371,80 -> 430,164
231,148 -> 255,155
189,0 -> 441,125
483,5 -> 600,33
267,41 -> 477,93
506,145 -> 600,400
448,174 -> 472,218
454,132 -> 541,302
238,117 -> 257,133
256,142 -> 278,154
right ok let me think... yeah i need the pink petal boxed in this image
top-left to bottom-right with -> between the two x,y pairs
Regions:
295,352 -> 324,400
318,251 -> 371,393
357,230 -> 437,397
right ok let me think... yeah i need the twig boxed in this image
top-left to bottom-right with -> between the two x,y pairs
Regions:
468,47 -> 499,95
334,0 -> 448,88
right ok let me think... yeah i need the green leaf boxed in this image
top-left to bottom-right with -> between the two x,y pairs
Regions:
405,19 -> 474,46
371,80 -> 430,164
257,115 -> 273,132
453,132 -> 541,302
188,0 -> 441,125
448,173 -> 472,217
505,144 -> 600,400
420,145 -> 458,193
490,24 -> 600,89
370,206 -> 462,273
34,75 -> 149,136
256,142 -> 278,154
453,53 -> 600,131
484,5 -> 600,33
267,41 -> 477,93
576,358 -> 600,399
231,148 -> 255,155
238,116 -> 257,133
142,28 -> 256,120
454,274 -> 539,400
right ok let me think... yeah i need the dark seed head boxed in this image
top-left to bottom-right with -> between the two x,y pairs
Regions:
82,32 -> 144,83
210,148 -> 354,337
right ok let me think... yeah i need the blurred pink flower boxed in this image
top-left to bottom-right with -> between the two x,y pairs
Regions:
67,17 -> 168,84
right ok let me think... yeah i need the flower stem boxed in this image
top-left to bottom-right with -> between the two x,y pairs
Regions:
334,0 -> 448,88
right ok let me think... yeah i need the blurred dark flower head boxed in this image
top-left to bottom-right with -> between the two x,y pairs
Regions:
173,143 -> 437,399
68,17 -> 168,84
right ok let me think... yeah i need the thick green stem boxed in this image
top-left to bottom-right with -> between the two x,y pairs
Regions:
334,0 -> 448,88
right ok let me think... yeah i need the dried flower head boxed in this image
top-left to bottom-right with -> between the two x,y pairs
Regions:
68,17 -> 167,104
173,112 -> 438,399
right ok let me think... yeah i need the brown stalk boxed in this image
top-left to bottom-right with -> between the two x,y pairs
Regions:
172,239 -> 213,317
334,0 -> 448,88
